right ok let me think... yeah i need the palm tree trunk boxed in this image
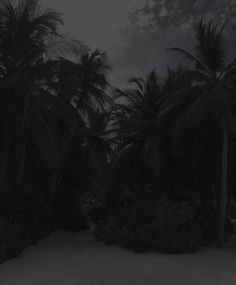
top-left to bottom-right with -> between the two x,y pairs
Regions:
217,120 -> 228,247
211,179 -> 217,211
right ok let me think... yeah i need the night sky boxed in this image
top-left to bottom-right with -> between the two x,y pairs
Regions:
42,0 -> 236,87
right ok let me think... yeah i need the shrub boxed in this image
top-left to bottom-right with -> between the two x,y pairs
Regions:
116,200 -> 203,253
194,205 -> 217,246
92,183 -> 218,254
51,183 -> 88,231
0,219 -> 26,263
152,200 -> 203,253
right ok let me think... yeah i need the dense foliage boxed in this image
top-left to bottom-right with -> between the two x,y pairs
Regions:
0,0 -> 236,262
90,151 -> 218,253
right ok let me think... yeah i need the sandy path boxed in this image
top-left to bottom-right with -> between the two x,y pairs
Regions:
0,231 -> 236,285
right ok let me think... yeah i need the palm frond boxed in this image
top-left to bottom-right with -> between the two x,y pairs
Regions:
166,47 -> 207,72
195,20 -> 226,73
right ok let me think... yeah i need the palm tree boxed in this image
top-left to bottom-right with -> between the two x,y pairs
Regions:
114,70 -> 166,177
165,20 -> 236,247
49,49 -> 112,126
76,49 -> 112,115
83,111 -> 114,185
39,58 -> 88,141
162,65 -> 193,96
115,70 -> 162,141
0,0 -> 65,192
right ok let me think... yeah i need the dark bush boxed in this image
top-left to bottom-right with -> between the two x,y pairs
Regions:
0,219 -> 26,263
116,200 -> 204,253
92,183 -> 218,254
0,180 -> 54,263
51,182 -> 88,231
151,200 -> 203,253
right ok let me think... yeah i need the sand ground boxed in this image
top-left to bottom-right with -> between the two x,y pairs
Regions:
0,231 -> 236,285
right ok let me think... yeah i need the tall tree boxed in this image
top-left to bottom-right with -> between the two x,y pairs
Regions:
50,49 -> 112,125
165,20 -> 236,247
114,70 -> 166,177
76,49 -> 112,115
0,0 -> 65,191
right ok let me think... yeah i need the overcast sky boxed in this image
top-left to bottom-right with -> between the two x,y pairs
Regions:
41,0 -> 142,86
42,0 -> 236,88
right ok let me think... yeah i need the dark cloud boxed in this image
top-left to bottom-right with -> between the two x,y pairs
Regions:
113,0 -> 236,86
40,0 -> 236,88
40,0 -> 140,87
131,0 -> 236,34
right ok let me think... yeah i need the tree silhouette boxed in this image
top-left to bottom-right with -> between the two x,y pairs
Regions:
165,20 -> 236,246
0,0 -> 65,190
114,70 -> 167,177
50,49 -> 112,124
76,50 -> 112,116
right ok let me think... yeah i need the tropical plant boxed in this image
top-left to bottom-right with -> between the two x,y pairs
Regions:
115,70 -> 162,141
48,49 -> 112,127
113,70 -> 167,177
164,20 -> 236,246
76,49 -> 112,115
0,0 -> 82,191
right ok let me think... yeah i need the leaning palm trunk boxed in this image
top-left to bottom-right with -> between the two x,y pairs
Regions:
218,119 -> 228,247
